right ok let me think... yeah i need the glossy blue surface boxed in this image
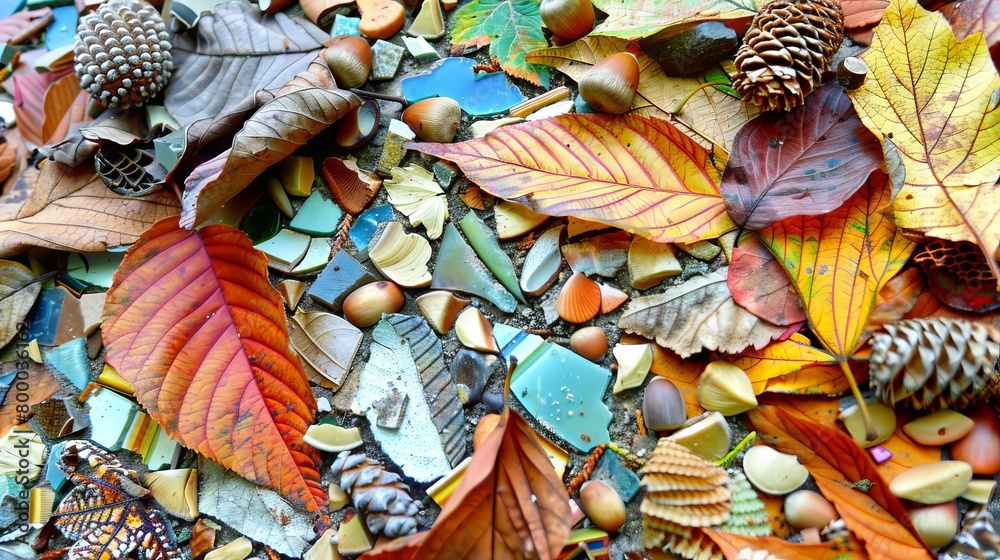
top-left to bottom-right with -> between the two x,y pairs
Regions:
401,57 -> 525,117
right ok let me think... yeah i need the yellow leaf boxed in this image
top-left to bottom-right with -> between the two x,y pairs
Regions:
848,0 -> 1000,281
729,335 -> 845,394
384,165 -> 449,240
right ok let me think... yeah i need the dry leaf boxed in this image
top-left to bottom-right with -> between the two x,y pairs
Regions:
384,166 -> 448,240
0,362 -> 59,437
618,268 -> 785,358
939,0 -> 1000,71
841,0 -> 889,29
41,74 -> 88,147
0,160 -> 180,258
412,114 -> 735,244
727,234 -> 805,326
589,0 -> 757,38
11,68 -> 73,147
321,157 -> 382,215
704,527 -> 868,560
729,334 -> 845,395
867,267 -> 924,330
289,311 -> 363,390
0,260 -> 41,348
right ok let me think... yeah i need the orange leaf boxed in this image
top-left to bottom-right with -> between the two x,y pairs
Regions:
729,334 -> 844,394
41,73 -> 86,146
876,425 -> 940,481
102,217 -> 327,519
704,527 -> 868,560
841,0 -> 889,29
361,407 -> 572,560
12,68 -> 73,147
747,406 -> 934,560
411,114 -> 735,244
867,267 -> 924,331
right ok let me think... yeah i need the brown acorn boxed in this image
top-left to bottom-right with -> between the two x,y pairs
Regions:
578,52 -> 640,115
325,36 -> 372,88
540,0 -> 595,42
401,97 -> 463,142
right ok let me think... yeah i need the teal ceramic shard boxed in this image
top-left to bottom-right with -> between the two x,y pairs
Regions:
459,212 -> 525,303
0,1 -> 25,19
44,442 -> 68,494
493,323 -> 612,452
433,160 -> 458,189
289,191 -> 343,236
66,251 -> 125,288
253,229 -> 310,269
332,14 -> 361,37
591,452 -> 641,502
401,57 -> 525,117
290,238 -> 332,276
154,129 -> 186,175
240,205 -> 283,244
350,204 -> 393,253
371,40 -> 405,81
432,223 -> 517,313
44,338 -> 89,390
45,6 -> 78,50
402,36 -> 440,60
85,386 -> 139,451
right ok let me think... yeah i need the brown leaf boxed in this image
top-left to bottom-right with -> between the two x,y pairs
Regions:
0,260 -> 41,348
0,361 -> 60,437
0,160 -> 180,257
11,68 -> 73,147
41,74 -> 87,146
361,407 -> 572,560
0,134 -> 17,185
288,310 -> 363,390
868,267 -> 924,331
747,406 -> 934,560
704,527 -> 868,560
841,0 -> 889,29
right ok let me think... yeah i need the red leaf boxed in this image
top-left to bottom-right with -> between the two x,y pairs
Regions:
12,68 -> 73,147
102,217 -> 327,519
721,83 -> 883,230
842,0 -> 890,29
728,234 -> 805,326
939,0 -> 1000,69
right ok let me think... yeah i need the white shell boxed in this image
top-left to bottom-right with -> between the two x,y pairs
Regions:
742,445 -> 808,495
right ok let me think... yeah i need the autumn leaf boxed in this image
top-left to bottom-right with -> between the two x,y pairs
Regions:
848,0 -> 1000,282
589,0 -> 758,39
729,334 -> 845,395
288,310 -> 363,390
0,362 -> 60,437
412,114 -> 735,244
0,260 -> 41,348
102,217 -> 327,518
727,234 -> 805,326
747,406 -> 934,560
704,527 -> 868,560
939,0 -> 1000,70
721,83 -> 883,230
11,68 -> 74,147
0,160 -> 179,258
525,37 -> 759,151
450,0 -> 549,87
53,440 -> 181,560
618,268 -> 786,358
841,0 -> 889,29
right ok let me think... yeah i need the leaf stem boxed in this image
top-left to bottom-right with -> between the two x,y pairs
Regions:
717,430 -> 756,468
502,355 -> 517,409
839,360 -> 877,442
347,89 -> 407,106
670,81 -> 729,115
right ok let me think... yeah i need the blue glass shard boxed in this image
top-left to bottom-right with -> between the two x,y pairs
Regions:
0,0 -> 26,19
45,6 -> 78,50
432,223 -> 517,313
308,250 -> 376,313
27,289 -> 65,346
401,57 -> 525,117
349,204 -> 393,256
591,451 -> 641,502
44,337 -> 89,390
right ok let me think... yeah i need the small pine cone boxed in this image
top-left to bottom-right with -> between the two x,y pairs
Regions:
732,0 -> 844,111
870,318 -> 1000,410
73,0 -> 174,109
330,451 -> 419,538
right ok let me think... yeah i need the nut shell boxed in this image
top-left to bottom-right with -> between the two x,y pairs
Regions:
642,377 -> 686,431
783,490 -> 836,530
539,0 -> 595,42
342,281 -> 405,328
888,461 -> 972,504
325,36 -> 372,88
402,97 -> 463,143
580,480 -> 626,532
742,445 -> 808,495
570,326 -> 608,361
697,361 -> 757,416
908,501 -> 959,548
578,52 -> 640,115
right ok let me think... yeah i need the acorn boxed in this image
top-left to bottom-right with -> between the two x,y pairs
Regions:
642,377 -> 686,431
539,0 -> 595,42
579,480 -> 626,532
578,53 -> 640,115
342,281 -> 405,328
325,36 -> 372,89
401,97 -> 463,142
908,501 -> 959,548
569,326 -> 608,361
73,0 -> 174,109
783,490 -> 837,531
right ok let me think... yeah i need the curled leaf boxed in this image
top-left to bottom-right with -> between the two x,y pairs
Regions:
0,260 -> 42,348
289,310 -> 363,390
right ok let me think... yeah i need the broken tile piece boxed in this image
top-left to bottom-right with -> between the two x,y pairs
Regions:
562,230 -> 631,278
432,223 -> 518,313
254,229 -> 312,272
426,457 -> 471,507
290,192 -> 343,236
275,155 -> 314,197
277,280 -> 307,310
376,120 -> 415,175
459,211 -> 525,302
432,160 -> 459,189
332,14 -> 361,36
520,225 -> 564,296
239,205 -> 283,244
84,384 -> 139,451
144,428 -> 183,470
402,35 -> 439,60
415,290 -> 469,334
44,337 -> 89,390
45,5 -> 78,50
628,237 -> 682,290
406,0 -> 444,39
469,117 -> 524,138
591,451 -> 641,502
401,57 -> 525,117
290,238 -> 333,276
612,343 -> 653,394
493,323 -> 612,452
350,204 -> 394,255
309,250 -> 377,313
375,388 -> 408,429
370,40 -> 405,80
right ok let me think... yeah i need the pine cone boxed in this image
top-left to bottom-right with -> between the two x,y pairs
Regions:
73,0 -> 173,109
870,318 -> 1000,410
732,0 -> 844,111
330,451 -> 419,538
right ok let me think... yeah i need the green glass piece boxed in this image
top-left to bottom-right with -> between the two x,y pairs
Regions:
705,66 -> 741,98
240,205 -> 283,244
459,212 -> 525,303
253,229 -> 311,268
432,223 -> 517,313
85,386 -> 138,451
66,252 -> 125,288
289,191 -> 343,236
289,238 -> 332,276
493,323 -> 612,452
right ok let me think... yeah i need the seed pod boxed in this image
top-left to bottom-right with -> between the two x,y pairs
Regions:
540,0 -> 595,42
401,97 -> 463,142
325,36 -> 372,88
578,52 -> 639,115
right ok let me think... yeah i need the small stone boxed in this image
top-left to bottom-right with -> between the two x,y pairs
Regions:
433,160 -> 459,189
676,240 -> 722,262
837,56 -> 868,90
902,410 -> 974,446
370,40 -> 405,81
402,36 -> 440,60
450,349 -> 490,405
639,22 -> 739,77
591,451 -> 641,502
309,250 -> 377,313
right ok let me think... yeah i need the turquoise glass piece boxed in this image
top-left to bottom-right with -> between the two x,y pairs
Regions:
0,0 -> 26,19
144,428 -> 182,470
66,251 -> 125,288
240,205 -> 283,244
493,323 -> 612,452
459,212 -> 525,303
432,223 -> 517,313
332,14 -> 361,37
44,337 -> 89,390
45,6 -> 78,50
153,128 -> 185,173
401,57 -> 525,117
349,204 -> 393,254
592,451 -> 641,502
289,191 -> 343,236
85,386 -> 138,451
371,40 -> 405,81
44,442 -> 68,494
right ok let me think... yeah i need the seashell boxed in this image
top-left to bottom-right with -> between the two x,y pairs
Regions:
557,272 -> 602,323
277,279 -> 307,311
667,411 -> 731,462
329,482 -> 350,512
643,472 -> 729,492
570,326 -> 608,362
415,291 -> 470,334
641,439 -> 730,483
325,36 -> 372,88
909,501 -> 959,548
332,99 -> 381,150
204,537 -> 253,560
697,361 -> 758,416
719,472 -> 772,537
321,156 -> 382,215
950,404 -> 1000,476
961,478 -> 994,504
628,236 -> 682,290
474,413 -> 502,449
645,485 -> 731,505
598,283 -> 629,314
640,500 -> 731,527
839,401 -> 896,448
539,0 -> 595,42
401,97 -> 463,143
370,222 -> 433,288
888,461 -> 972,504
455,307 -> 500,354
783,490 -> 837,531
580,480 -> 627,532
643,377 -> 687,431
28,485 -> 55,527
902,409 -> 974,446
578,52 -> 640,115
342,281 -> 405,328
304,424 -> 365,452
450,349 -> 490,404
145,468 -> 199,520
520,225 -> 565,296
742,445 -> 808,495
337,512 -> 375,556
267,177 -> 295,217
613,343 -> 654,393
495,200 -> 549,240
407,0 -> 445,39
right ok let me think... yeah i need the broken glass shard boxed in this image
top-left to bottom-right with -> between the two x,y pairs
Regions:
432,223 -> 517,313
459,212 -> 525,303
350,204 -> 394,254
289,191 -> 343,236
401,57 -> 525,117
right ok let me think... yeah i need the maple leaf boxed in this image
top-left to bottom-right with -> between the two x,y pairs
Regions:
450,0 -> 550,87
52,441 -> 181,560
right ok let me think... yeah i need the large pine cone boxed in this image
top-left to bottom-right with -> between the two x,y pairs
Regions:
73,0 -> 173,109
870,318 -> 1000,410
732,0 -> 844,111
